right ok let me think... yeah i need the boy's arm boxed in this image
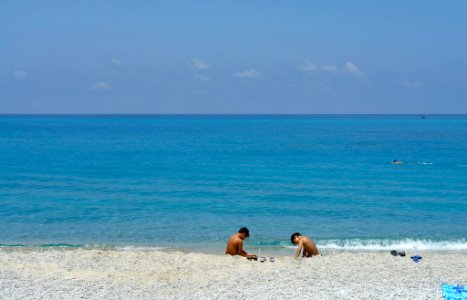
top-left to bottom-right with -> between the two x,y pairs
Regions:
238,240 -> 256,258
237,240 -> 251,257
295,242 -> 303,257
238,240 -> 247,256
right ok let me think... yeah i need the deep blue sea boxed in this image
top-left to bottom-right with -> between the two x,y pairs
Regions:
0,115 -> 466,252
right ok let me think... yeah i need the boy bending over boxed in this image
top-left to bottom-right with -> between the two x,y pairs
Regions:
291,232 -> 319,257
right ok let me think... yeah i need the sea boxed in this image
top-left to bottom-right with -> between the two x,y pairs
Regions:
0,115 -> 466,254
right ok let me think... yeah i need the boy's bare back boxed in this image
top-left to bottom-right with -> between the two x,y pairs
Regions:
298,236 -> 319,257
225,234 -> 243,255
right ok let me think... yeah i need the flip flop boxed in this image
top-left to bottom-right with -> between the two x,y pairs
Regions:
398,251 -> 406,257
410,255 -> 422,263
270,257 -> 275,262
390,250 -> 398,256
260,257 -> 266,263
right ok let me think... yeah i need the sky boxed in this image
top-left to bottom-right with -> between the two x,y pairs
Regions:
1,1 -> 467,114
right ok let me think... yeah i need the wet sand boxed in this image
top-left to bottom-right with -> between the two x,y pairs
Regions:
0,248 -> 465,299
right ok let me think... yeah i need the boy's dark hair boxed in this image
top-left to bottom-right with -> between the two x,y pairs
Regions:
238,227 -> 250,237
290,232 -> 301,244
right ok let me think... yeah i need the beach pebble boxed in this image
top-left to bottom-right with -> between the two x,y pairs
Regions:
0,249 -> 465,299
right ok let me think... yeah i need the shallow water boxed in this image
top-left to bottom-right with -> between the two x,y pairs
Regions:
0,115 -> 466,251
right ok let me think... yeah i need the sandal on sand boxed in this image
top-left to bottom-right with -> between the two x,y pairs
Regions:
410,255 -> 422,263
260,257 -> 267,263
270,257 -> 275,262
398,251 -> 406,257
390,250 -> 398,256
247,256 -> 258,261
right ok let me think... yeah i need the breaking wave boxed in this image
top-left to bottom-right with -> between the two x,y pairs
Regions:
314,238 -> 467,251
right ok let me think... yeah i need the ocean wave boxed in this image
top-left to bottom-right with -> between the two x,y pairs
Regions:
0,243 -> 170,252
457,164 -> 467,168
115,246 -> 169,251
0,243 -> 84,249
407,161 -> 433,165
308,238 -> 467,251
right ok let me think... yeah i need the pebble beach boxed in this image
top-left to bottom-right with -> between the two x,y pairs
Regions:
0,248 -> 465,299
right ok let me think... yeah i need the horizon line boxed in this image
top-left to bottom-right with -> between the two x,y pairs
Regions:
0,113 -> 466,117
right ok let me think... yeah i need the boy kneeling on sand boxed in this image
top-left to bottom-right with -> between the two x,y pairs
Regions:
291,232 -> 319,257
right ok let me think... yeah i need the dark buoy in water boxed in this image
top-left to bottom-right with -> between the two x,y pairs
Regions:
421,115 -> 426,119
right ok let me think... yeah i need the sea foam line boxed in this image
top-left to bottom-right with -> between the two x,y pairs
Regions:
311,238 -> 467,251
0,243 -> 170,252
115,246 -> 169,251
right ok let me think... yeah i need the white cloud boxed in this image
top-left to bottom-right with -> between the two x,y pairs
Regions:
92,82 -> 109,90
13,70 -> 27,79
234,68 -> 261,78
111,59 -> 122,66
402,80 -> 422,88
190,58 -> 209,70
344,62 -> 364,77
300,60 -> 317,72
321,65 -> 337,72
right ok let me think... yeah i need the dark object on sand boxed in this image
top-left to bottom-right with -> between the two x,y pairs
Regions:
270,257 -> 275,262
410,255 -> 422,263
260,257 -> 267,263
390,250 -> 406,257
247,255 -> 258,261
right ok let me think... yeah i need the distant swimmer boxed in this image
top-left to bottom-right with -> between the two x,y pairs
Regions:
290,232 -> 319,258
225,227 -> 257,260
392,160 -> 403,165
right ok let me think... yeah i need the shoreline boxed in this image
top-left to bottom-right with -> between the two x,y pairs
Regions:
1,243 -> 467,257
1,248 -> 465,299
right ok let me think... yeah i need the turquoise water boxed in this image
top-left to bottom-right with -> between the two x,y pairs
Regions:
0,115 -> 466,251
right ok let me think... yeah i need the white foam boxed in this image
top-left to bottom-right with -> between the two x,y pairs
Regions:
286,238 -> 467,251
116,246 -> 169,251
407,161 -> 434,165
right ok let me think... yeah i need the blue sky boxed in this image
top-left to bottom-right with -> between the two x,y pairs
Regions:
1,1 -> 467,114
